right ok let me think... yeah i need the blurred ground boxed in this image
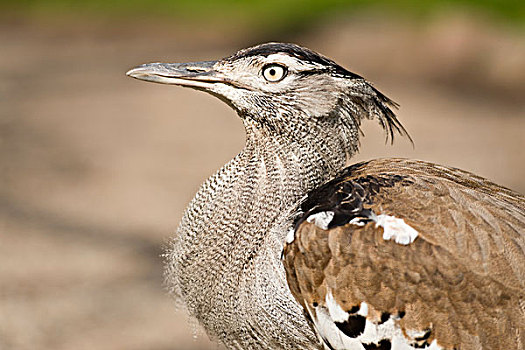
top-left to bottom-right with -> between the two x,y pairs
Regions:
1,10 -> 524,350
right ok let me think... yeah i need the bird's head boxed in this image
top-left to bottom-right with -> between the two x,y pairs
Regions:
127,42 -> 410,152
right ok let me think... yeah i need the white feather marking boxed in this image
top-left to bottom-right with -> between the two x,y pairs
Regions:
311,305 -> 363,349
359,319 -> 390,345
308,293 -> 444,350
392,334 -> 416,349
357,302 -> 368,317
306,211 -> 335,230
349,217 -> 366,226
285,227 -> 295,244
307,301 -> 444,350
375,214 -> 419,245
325,290 -> 349,322
405,329 -> 429,339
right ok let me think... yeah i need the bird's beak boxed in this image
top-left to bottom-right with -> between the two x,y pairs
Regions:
126,60 -> 222,89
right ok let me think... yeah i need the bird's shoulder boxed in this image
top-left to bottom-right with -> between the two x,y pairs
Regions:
283,158 -> 525,350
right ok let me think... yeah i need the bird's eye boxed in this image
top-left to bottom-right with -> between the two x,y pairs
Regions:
262,64 -> 287,82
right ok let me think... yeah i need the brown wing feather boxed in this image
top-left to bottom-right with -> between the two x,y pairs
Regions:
284,158 -> 525,349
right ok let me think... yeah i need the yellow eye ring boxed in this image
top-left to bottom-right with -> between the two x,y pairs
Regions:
262,64 -> 287,82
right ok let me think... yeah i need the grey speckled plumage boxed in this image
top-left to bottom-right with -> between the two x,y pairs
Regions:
127,43 -> 525,350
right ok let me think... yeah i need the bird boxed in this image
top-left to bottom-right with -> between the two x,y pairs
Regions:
127,42 -> 525,350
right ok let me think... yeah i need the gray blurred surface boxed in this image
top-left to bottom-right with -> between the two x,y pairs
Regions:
1,14 -> 524,350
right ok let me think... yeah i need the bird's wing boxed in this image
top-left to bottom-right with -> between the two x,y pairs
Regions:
283,158 -> 525,350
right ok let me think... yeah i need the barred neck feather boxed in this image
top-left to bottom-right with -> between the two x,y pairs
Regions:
164,114 -> 358,348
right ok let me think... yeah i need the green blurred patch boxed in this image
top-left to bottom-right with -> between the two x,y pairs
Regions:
2,0 -> 524,33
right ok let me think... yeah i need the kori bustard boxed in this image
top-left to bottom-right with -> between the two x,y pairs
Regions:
127,43 -> 525,350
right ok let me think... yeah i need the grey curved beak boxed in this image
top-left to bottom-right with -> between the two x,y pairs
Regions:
126,60 -> 221,89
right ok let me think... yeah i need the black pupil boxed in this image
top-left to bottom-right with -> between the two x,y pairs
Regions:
269,68 -> 276,76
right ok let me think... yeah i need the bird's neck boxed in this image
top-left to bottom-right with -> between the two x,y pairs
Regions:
168,118 -> 349,336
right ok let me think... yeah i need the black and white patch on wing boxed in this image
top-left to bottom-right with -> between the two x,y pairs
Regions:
297,172 -> 419,246
296,169 -> 414,229
305,290 -> 442,350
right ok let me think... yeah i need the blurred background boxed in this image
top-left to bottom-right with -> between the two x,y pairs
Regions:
1,0 -> 524,349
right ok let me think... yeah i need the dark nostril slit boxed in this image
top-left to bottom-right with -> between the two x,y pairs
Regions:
187,68 -> 206,73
